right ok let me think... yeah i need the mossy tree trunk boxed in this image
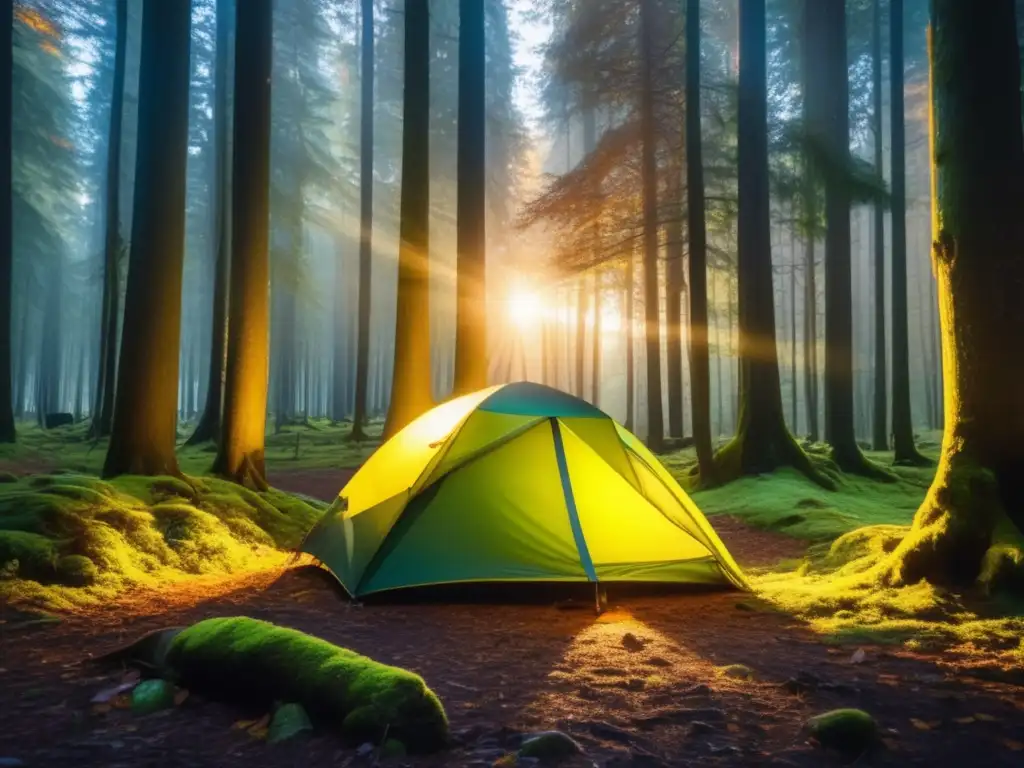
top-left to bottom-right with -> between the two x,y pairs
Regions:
715,0 -> 829,488
188,0 -> 233,447
887,0 -> 1024,586
212,0 -> 272,490
90,0 -> 128,442
452,0 -> 488,396
0,0 -> 12,443
870,0 -> 888,452
639,0 -> 664,451
382,0 -> 432,440
889,0 -> 929,466
686,0 -> 714,482
350,0 -> 374,441
103,0 -> 192,479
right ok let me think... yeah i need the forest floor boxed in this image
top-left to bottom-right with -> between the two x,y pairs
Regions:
2,455 -> 1024,767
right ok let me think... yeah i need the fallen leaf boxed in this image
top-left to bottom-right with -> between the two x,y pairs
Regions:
850,649 -> 867,664
247,714 -> 271,740
1002,739 -> 1024,751
954,716 -> 976,725
91,703 -> 112,715
232,719 -> 257,731
877,674 -> 900,687
90,681 -> 138,704
726,723 -> 741,733
910,718 -> 935,731
173,689 -> 189,706
974,713 -> 997,722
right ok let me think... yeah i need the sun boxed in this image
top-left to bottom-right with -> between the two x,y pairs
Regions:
506,288 -> 544,329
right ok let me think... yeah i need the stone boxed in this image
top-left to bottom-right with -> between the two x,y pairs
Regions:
518,731 -> 582,760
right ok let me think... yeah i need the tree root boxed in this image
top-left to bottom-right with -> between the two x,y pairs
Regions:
883,454 -> 1000,587
830,445 -> 899,482
892,444 -> 934,468
713,425 -> 837,491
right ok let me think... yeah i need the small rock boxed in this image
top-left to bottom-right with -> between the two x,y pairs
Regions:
268,702 -> 313,744
806,709 -> 879,756
518,731 -> 582,760
622,633 -> 647,652
718,664 -> 756,681
379,739 -> 406,759
585,720 -> 635,744
682,683 -> 712,697
709,745 -> 742,756
130,679 -> 175,715
644,657 -> 672,668
355,742 -> 375,757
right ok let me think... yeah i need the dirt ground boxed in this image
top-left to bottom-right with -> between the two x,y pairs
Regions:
1,468 -> 1023,767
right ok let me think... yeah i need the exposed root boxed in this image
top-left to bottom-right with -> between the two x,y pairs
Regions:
830,445 -> 899,482
713,426 -> 837,491
883,454 -> 1000,588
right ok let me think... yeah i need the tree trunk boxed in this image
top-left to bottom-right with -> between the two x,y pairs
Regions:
591,268 -> 601,406
887,0 -> 1024,586
806,0 -> 886,477
789,223 -> 798,432
686,0 -> 714,480
103,0 -> 192,477
624,251 -> 635,432
350,0 -> 374,440
574,277 -> 586,398
331,233 -> 348,421
711,269 -> 722,436
89,0 -> 129,441
639,0 -> 664,450
889,0 -> 929,465
666,167 -> 685,439
382,0 -> 432,440
871,0 -> 888,451
716,0 -> 829,487
0,0 -> 13,442
452,0 -> 488,395
188,0 -> 233,446
212,0 -> 272,488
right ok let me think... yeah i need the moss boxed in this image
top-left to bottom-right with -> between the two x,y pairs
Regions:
131,679 -> 176,714
57,554 -> 98,586
884,453 -> 1001,587
979,545 -> 1024,595
806,709 -> 878,755
0,472 -> 324,612
164,617 -> 448,753
0,530 -> 58,580
518,731 -> 582,759
0,471 -> 19,483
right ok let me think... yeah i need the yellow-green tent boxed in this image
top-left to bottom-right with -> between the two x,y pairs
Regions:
301,382 -> 747,597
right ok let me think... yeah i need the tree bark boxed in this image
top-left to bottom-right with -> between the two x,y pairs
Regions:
624,250 -> 635,432
591,268 -> 601,406
89,0 -> 128,441
806,0 -> 888,477
685,0 -> 714,481
103,0 -> 192,478
331,233 -> 348,421
639,0 -> 664,450
575,277 -> 586,398
715,0 -> 829,487
212,0 -> 272,488
0,0 -> 11,443
382,0 -> 432,440
871,0 -> 888,451
350,0 -> 374,440
453,0 -> 488,396
188,0 -> 233,446
889,0 -> 929,465
666,167 -> 685,439
887,0 -> 1024,586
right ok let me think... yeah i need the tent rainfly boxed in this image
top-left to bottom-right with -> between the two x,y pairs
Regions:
301,382 -> 747,597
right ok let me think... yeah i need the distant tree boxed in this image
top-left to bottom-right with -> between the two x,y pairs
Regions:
870,0 -> 887,451
686,0 -> 714,482
213,0 -> 273,488
886,0 -> 1024,585
0,0 -> 12,443
714,0 -> 829,488
453,0 -> 488,396
888,0 -> 929,466
88,0 -> 128,440
189,0 -> 234,446
103,0 -> 192,477
349,0 -> 374,440
382,0 -> 432,439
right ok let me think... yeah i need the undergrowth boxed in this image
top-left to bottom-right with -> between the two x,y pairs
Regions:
0,472 -> 326,612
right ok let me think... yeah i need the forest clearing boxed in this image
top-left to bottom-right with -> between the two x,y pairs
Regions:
3,0 -> 1024,766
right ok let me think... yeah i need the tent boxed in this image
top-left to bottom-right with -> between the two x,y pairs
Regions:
301,382 -> 747,597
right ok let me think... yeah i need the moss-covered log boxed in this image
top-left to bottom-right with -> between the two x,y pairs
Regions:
885,1 -> 1024,586
166,617 -> 448,752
